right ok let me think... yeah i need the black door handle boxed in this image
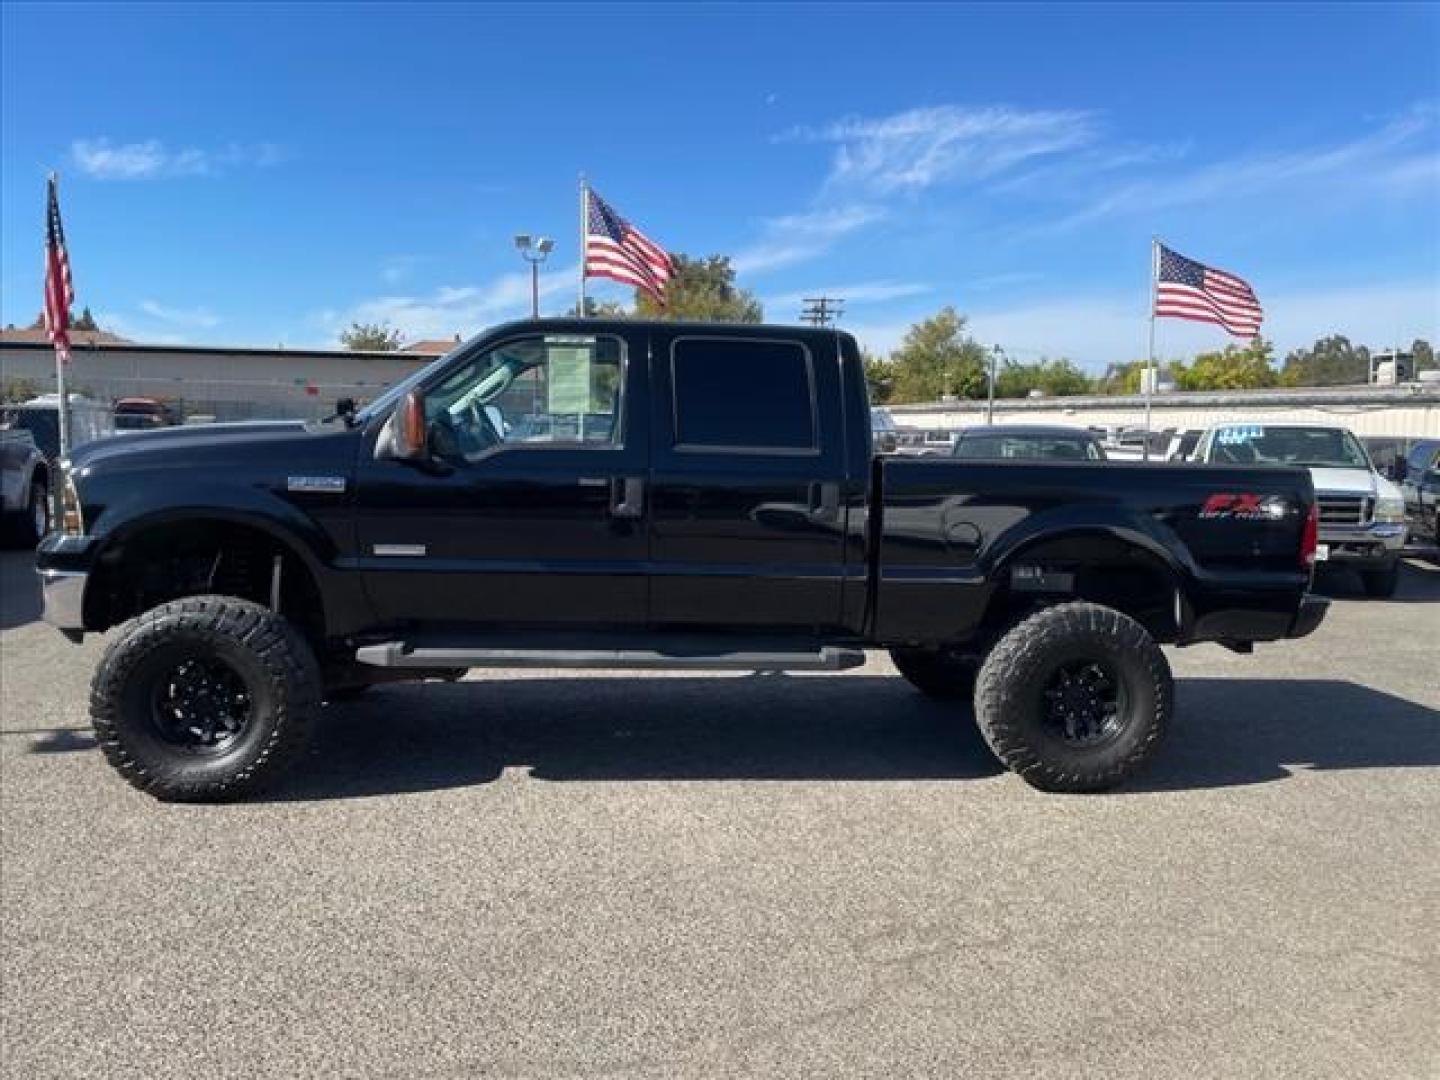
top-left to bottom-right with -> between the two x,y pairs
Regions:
611,476 -> 644,519
808,481 -> 840,522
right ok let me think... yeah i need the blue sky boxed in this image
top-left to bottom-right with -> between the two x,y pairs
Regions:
2,2 -> 1437,368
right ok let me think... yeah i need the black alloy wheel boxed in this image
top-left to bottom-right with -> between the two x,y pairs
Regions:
1040,659 -> 1126,748
149,655 -> 254,751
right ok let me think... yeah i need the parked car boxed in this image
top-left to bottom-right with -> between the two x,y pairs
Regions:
1163,428 -> 1204,463
1192,421 -> 1407,596
1097,426 -> 1169,461
951,424 -> 1107,461
113,397 -> 179,430
870,407 -> 898,454
39,318 -> 1326,801
0,426 -> 51,545
1396,439 -> 1440,544
3,394 -> 115,461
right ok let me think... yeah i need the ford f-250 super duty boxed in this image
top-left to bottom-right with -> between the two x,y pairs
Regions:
36,319 -> 1329,801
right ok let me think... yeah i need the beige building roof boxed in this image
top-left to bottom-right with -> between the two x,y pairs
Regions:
0,326 -> 133,347
399,336 -> 461,355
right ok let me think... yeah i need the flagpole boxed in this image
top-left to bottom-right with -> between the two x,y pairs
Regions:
1143,235 -> 1159,462
50,172 -> 72,462
577,173 -> 588,317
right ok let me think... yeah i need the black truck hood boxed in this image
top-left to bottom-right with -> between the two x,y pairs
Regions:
69,420 -> 319,469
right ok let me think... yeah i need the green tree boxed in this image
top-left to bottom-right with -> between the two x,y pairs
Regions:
72,306 -> 99,331
2,377 -> 41,403
1178,339 -> 1277,390
633,254 -> 762,323
862,349 -> 895,404
995,356 -> 1094,398
1411,338 -> 1434,372
887,307 -> 989,403
567,298 -> 631,318
1280,335 -> 1370,387
1097,360 -> 1152,395
340,321 -> 402,351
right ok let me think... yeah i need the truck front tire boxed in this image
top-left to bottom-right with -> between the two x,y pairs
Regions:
90,596 -> 320,802
974,602 -> 1172,793
889,648 -> 977,699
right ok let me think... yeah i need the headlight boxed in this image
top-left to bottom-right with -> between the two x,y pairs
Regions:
1373,496 -> 1406,524
60,471 -> 85,536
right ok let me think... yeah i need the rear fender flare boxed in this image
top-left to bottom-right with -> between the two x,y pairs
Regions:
986,514 -> 1192,638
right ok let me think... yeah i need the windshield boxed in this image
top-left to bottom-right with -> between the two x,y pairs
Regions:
353,343 -> 466,423
953,432 -> 1103,461
1207,425 -> 1372,468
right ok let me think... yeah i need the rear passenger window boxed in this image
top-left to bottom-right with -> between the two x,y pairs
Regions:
672,338 -> 816,451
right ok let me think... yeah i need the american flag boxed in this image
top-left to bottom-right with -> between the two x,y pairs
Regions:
44,175 -> 75,363
1154,243 -> 1263,338
584,188 -> 673,304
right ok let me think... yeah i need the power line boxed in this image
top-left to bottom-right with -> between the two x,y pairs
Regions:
799,296 -> 845,327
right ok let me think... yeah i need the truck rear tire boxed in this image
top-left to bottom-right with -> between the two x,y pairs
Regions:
974,602 -> 1172,793
1360,562 -> 1399,598
889,648 -> 977,699
90,596 -> 320,802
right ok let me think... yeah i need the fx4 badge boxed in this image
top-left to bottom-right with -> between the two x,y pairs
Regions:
1199,493 -> 1289,521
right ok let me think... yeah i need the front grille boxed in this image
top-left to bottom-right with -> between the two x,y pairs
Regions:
1317,493 -> 1371,526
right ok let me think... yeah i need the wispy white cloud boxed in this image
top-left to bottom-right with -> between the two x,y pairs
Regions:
1046,105 -> 1438,232
71,138 -> 285,180
138,300 -> 220,328
732,204 -> 885,275
322,263 -> 580,343
738,104 -> 1102,278
765,281 -> 932,313
987,140 -> 1193,196
780,105 -> 1097,195
94,310 -> 190,346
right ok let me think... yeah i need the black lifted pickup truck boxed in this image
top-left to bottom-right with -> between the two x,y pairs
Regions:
37,319 -> 1328,801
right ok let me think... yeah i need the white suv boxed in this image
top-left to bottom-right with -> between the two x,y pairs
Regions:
1193,422 -> 1408,597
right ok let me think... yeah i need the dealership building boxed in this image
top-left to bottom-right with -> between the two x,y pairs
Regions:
0,329 -> 449,421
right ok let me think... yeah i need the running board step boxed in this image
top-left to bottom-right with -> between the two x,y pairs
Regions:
354,641 -> 866,672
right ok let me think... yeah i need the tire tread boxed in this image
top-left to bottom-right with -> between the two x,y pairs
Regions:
89,595 -> 319,801
974,601 -> 1172,792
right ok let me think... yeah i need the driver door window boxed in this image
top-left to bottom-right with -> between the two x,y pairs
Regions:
424,335 -> 624,460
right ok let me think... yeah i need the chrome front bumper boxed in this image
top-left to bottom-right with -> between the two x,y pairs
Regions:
39,569 -> 87,631
1318,522 -> 1408,559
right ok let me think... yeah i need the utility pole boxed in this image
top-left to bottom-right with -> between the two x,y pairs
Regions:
800,296 -> 845,327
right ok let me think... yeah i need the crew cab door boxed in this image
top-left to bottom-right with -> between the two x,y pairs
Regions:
646,330 -> 851,632
353,329 -> 650,627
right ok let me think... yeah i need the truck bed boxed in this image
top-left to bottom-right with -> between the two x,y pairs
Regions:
870,458 -> 1317,646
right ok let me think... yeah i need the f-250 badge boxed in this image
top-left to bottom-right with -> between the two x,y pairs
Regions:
1198,492 -> 1289,520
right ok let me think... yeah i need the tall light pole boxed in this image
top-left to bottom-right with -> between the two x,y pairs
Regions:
987,345 -> 1006,425
513,234 -> 555,318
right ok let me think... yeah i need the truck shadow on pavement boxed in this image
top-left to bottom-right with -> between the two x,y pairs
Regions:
0,548 -> 42,630
264,674 -> 1440,802
268,675 -> 1006,801
1313,557 -> 1440,603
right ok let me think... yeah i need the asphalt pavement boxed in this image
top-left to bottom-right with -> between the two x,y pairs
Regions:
1,549 -> 1437,1079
